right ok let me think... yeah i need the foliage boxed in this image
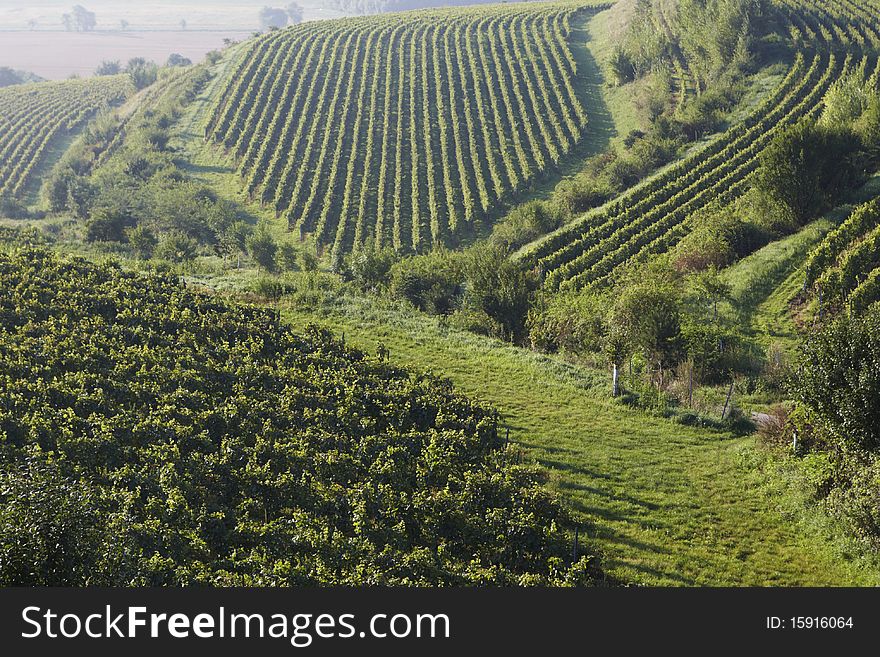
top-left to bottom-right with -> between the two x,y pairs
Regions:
755,120 -> 864,230
247,229 -> 279,272
260,7 -> 290,30
126,58 -> 159,91
95,60 -> 122,76
0,76 -> 131,201
0,250 -> 598,586
205,4 -> 594,259
62,5 -> 97,33
791,308 -> 880,453
389,249 -> 463,314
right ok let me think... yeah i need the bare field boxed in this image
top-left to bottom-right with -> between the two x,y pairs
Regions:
0,30 -> 254,79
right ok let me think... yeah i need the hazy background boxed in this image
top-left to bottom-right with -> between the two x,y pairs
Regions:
0,1 -> 508,79
0,1 -> 345,79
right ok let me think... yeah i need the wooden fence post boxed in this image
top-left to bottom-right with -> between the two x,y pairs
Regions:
721,379 -> 735,420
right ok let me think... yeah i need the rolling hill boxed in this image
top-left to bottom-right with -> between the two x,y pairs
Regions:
205,2 -> 609,262
0,75 -> 132,201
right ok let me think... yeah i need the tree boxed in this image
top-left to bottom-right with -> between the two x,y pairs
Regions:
119,19 -> 129,31
286,2 -> 304,24
756,120 -> 863,228
166,53 -> 192,67
259,7 -> 289,30
127,225 -> 158,259
792,307 -> 880,453
180,19 -> 188,30
94,60 -> 121,76
463,245 -> 535,342
247,230 -> 278,272
62,5 -> 97,32
611,281 -> 683,382
155,230 -> 198,263
126,57 -> 158,90
85,206 -> 134,243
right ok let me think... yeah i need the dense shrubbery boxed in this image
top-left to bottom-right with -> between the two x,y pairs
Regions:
755,120 -> 865,231
528,267 -> 738,393
44,66 -> 256,265
0,250 -> 600,586
348,245 -> 537,342
787,307 -> 880,547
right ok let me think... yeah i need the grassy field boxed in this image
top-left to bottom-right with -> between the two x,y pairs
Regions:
721,174 -> 880,355
206,284 -> 879,586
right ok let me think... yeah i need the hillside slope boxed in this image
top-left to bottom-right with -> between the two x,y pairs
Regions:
0,75 -> 132,202
204,2 -> 610,262
252,284 -> 880,585
516,0 -> 880,292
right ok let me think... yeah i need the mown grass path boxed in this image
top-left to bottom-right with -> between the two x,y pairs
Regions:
276,299 -> 880,586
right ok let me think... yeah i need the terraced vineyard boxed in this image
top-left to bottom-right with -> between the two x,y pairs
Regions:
205,2 -> 607,262
515,0 -> 880,292
0,76 -> 132,200
805,197 -> 880,312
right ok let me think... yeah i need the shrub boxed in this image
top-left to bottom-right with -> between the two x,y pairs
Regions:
389,250 -> 463,314
246,230 -> 278,272
155,230 -> 198,263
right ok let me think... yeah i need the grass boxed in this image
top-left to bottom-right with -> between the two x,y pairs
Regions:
721,174 -> 880,355
224,283 -> 880,586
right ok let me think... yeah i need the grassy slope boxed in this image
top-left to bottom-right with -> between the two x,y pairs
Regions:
167,8 -> 880,585
721,174 -> 880,355
254,292 -> 879,586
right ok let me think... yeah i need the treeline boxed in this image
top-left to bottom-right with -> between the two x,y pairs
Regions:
0,249 -> 601,586
0,67 -> 43,88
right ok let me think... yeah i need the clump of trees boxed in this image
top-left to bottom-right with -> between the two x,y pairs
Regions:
259,4 -> 306,29
62,5 -> 96,32
345,245 -> 537,343
784,306 -> 880,548
44,65 -> 249,267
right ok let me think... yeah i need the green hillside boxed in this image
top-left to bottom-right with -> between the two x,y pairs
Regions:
205,2 -> 609,262
516,0 -> 880,292
3,0 -> 880,589
0,76 -> 132,202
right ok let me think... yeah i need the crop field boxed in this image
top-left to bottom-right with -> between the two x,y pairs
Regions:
205,3 -> 609,262
0,75 -> 131,199
515,0 -> 880,291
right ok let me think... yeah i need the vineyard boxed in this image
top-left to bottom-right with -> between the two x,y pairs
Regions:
205,2 -> 607,262
0,248 -> 597,586
805,197 -> 880,313
0,76 -> 132,200
515,0 -> 880,292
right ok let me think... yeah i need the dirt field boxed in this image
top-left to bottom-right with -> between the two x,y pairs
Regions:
0,30 -> 256,79
0,1 -> 347,79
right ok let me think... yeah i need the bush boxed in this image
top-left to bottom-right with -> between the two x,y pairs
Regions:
389,250 -> 463,314
790,307 -> 880,453
0,196 -> 29,219
528,289 -> 608,355
155,230 -> 198,263
246,230 -> 278,272
492,201 -> 560,253
126,225 -> 158,259
756,120 -> 864,227
85,206 -> 134,243
348,245 -> 397,291
462,245 -> 536,342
